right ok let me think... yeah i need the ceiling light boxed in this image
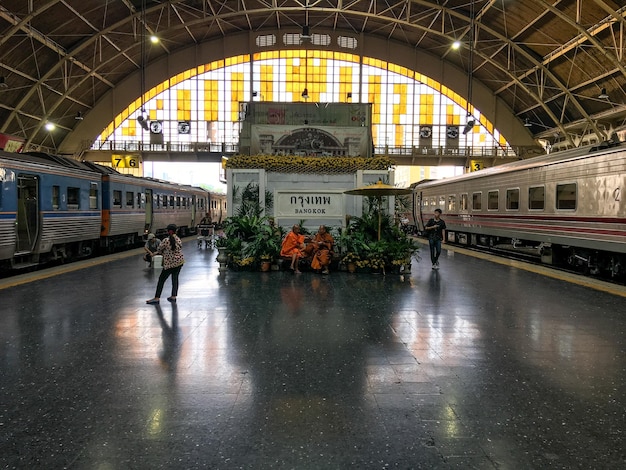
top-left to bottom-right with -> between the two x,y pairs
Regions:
150,35 -> 159,44
75,111 -> 84,121
524,118 -> 532,127
463,119 -> 475,135
452,41 -> 461,50
598,88 -> 609,99
137,114 -> 149,131
301,25 -> 312,43
45,122 -> 55,131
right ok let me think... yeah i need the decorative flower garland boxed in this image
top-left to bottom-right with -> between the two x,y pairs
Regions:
225,154 -> 394,174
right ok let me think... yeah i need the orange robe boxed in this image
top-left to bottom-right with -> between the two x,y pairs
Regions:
308,232 -> 334,270
280,231 -> 306,258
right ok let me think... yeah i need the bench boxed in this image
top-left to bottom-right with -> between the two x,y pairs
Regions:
277,252 -> 343,272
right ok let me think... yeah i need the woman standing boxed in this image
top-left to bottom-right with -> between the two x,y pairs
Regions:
147,224 -> 185,304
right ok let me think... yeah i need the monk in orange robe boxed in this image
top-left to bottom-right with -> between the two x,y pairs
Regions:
280,224 -> 306,273
305,225 -> 334,274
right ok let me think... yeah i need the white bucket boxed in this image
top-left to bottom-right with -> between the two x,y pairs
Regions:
152,255 -> 163,269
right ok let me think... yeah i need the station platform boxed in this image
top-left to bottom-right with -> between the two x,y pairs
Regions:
1,240 -> 624,469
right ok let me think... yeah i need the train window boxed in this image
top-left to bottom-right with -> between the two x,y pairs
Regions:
176,196 -> 181,208
67,187 -> 80,210
528,186 -> 545,210
447,195 -> 456,212
169,196 -> 175,207
162,195 -> 167,207
52,185 -> 60,210
113,190 -> 122,208
460,193 -> 468,211
137,193 -> 142,208
438,196 -> 445,208
125,191 -> 134,208
182,198 -> 187,208
506,189 -> 519,210
556,183 -> 577,210
89,183 -> 98,210
472,192 -> 482,210
488,190 -> 499,210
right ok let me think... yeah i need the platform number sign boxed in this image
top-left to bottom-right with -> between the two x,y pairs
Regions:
112,154 -> 140,169
470,160 -> 484,172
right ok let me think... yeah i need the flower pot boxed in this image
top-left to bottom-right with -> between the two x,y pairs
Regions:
260,260 -> 271,272
216,247 -> 229,272
347,262 -> 356,273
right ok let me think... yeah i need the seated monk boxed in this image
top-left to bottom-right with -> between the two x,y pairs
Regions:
280,224 -> 307,273
304,225 -> 334,275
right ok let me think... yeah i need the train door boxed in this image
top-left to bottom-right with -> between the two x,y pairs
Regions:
415,191 -> 426,233
144,188 -> 153,235
16,175 -> 39,253
191,195 -> 197,227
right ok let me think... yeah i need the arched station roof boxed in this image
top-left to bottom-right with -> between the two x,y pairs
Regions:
1,0 -> 625,156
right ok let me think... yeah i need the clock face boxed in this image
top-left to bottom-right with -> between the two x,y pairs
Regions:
446,126 -> 459,139
149,121 -> 163,134
178,121 -> 190,134
419,126 -> 432,139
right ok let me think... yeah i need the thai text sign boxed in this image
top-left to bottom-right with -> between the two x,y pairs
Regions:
275,191 -> 343,218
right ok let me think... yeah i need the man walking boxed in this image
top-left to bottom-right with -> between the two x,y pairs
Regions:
424,208 -> 446,269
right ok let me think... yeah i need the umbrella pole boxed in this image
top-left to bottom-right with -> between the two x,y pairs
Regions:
377,197 -> 381,241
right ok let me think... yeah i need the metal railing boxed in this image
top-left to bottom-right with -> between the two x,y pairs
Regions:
91,141 -> 239,154
90,140 -> 532,160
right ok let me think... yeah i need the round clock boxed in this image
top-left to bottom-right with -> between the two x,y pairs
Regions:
149,121 -> 163,133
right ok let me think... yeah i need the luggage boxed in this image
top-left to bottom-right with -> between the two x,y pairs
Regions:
152,255 -> 163,269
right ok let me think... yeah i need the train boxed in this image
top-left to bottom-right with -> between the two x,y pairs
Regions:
0,150 -> 226,271
410,140 -> 626,279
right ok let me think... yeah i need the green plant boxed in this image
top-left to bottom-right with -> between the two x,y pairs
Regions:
241,223 -> 282,261
225,237 -> 242,255
223,214 -> 266,241
215,235 -> 229,248
232,182 -> 273,218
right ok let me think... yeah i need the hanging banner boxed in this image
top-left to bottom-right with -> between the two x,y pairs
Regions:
0,133 -> 25,153
446,125 -> 459,148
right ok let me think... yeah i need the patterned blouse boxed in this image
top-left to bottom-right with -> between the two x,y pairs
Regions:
156,235 -> 185,269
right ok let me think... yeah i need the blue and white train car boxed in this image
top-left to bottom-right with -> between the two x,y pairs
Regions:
0,152 -> 102,269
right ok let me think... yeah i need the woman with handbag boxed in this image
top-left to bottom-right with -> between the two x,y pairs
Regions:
146,224 -> 185,304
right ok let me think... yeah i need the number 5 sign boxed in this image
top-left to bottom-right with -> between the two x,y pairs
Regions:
112,154 -> 140,168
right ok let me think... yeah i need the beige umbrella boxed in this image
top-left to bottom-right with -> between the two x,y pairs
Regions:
344,179 -> 412,240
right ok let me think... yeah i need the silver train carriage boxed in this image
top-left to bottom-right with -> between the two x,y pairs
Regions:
412,142 -> 626,278
92,168 -> 210,248
208,192 -> 227,225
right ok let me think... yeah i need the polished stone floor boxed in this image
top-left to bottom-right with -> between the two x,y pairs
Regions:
0,242 -> 624,469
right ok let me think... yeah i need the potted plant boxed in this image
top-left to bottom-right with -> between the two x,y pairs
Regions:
259,253 -> 273,272
240,222 -> 281,271
341,252 -> 361,273
214,234 -> 230,271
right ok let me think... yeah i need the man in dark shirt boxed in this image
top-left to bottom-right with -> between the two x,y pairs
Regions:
424,208 -> 446,269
